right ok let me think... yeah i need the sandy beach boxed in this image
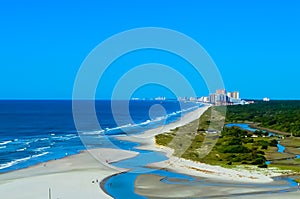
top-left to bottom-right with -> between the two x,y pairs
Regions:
117,104 -> 211,151
0,104 -> 299,199
0,148 -> 137,199
0,105 -> 208,199
0,105 -> 209,199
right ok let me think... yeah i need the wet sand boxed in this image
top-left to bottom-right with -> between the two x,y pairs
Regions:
134,174 -> 299,198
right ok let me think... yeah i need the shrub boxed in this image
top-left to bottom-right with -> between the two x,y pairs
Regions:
231,157 -> 242,162
243,138 -> 254,143
220,145 -> 250,153
257,150 -> 265,155
258,164 -> 268,168
228,138 -> 242,145
270,139 -> 278,147
255,140 -> 269,148
252,157 -> 266,165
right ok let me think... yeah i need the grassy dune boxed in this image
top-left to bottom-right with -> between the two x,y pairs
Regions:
156,104 -> 300,173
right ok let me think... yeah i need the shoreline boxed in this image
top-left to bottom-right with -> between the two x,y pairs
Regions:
99,171 -> 127,197
117,104 -> 211,151
0,104 -> 208,198
1,104 -> 297,198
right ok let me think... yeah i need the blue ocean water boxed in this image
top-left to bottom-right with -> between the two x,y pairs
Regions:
0,100 -> 200,173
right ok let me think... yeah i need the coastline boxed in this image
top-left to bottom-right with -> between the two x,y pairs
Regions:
117,104 -> 211,151
0,104 -> 208,198
1,104 -> 298,198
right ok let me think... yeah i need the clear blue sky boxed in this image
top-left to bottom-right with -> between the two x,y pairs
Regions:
0,0 -> 299,99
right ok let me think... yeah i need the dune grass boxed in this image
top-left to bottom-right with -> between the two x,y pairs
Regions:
155,106 -> 300,173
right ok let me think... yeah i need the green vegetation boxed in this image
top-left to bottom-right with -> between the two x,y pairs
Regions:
156,107 -> 277,168
156,106 -> 225,159
155,101 -> 300,172
224,100 -> 300,171
198,127 -> 277,168
274,165 -> 300,173
226,100 -> 300,136
156,130 -> 176,146
280,137 -> 300,148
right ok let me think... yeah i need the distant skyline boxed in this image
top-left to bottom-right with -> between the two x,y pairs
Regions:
0,1 -> 300,100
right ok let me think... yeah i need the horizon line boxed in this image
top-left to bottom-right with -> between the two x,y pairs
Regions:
0,98 -> 300,101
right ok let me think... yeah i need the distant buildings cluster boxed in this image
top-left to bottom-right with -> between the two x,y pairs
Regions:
131,89 -> 270,105
209,89 -> 240,105
154,96 -> 166,100
198,89 -> 254,106
176,89 -> 244,105
177,96 -> 198,102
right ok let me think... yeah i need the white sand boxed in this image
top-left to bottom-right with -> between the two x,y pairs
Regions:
148,152 -> 273,183
0,148 -> 138,199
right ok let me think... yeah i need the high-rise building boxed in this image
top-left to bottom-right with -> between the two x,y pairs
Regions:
206,89 -> 242,105
232,91 -> 240,99
216,93 -> 229,105
227,92 -> 232,98
209,93 -> 216,104
216,89 -> 226,95
227,91 -> 239,99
